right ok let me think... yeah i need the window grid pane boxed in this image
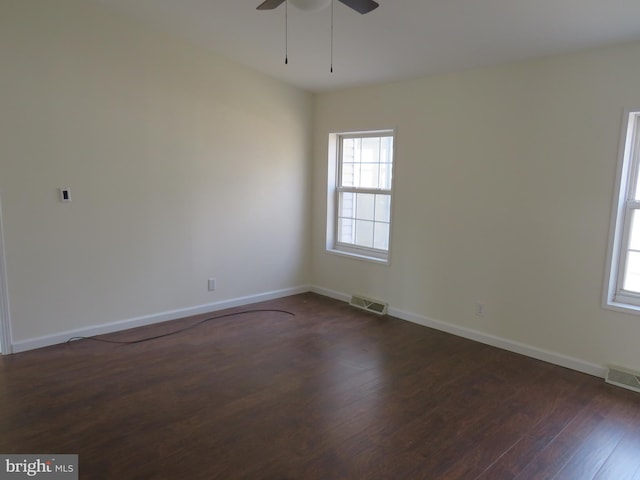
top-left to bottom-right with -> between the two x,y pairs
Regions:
628,209 -> 640,252
354,220 -> 374,248
373,223 -> 390,250
624,250 -> 640,293
623,208 -> 640,293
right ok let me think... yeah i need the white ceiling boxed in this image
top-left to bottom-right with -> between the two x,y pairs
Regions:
90,0 -> 640,92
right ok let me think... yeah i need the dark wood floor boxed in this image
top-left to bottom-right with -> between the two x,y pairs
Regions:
1,293 -> 640,479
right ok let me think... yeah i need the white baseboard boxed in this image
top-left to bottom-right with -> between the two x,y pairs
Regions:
309,285 -> 351,303
388,306 -> 607,378
10,285 -> 310,354
310,285 -> 607,379
10,283 -> 609,379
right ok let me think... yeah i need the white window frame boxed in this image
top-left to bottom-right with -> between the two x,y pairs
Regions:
605,110 -> 640,312
326,130 -> 395,264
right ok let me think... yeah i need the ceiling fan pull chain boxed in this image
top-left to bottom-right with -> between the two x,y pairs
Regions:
330,0 -> 334,72
285,0 -> 289,64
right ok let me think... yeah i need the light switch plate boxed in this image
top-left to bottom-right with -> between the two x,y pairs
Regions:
59,188 -> 71,203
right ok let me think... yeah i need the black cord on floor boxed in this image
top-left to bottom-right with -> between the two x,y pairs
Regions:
66,309 -> 295,345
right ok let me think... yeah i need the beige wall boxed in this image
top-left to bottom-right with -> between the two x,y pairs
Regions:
0,0 -> 312,342
3,0 -> 640,374
312,41 -> 640,372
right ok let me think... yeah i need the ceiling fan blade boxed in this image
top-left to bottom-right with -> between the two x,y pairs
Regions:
338,0 -> 379,14
257,0 -> 286,10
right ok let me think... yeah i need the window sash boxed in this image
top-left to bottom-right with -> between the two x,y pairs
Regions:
336,190 -> 391,254
337,186 -> 392,195
337,134 -> 393,190
615,203 -> 640,305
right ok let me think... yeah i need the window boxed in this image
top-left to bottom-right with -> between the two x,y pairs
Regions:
606,111 -> 640,311
327,131 -> 395,263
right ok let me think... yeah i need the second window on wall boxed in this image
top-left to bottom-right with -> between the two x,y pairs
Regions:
606,111 -> 640,312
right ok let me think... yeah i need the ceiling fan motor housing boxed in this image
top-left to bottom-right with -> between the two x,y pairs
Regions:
257,0 -> 379,15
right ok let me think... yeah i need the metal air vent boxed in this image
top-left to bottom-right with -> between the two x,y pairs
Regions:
349,294 -> 388,315
606,366 -> 640,393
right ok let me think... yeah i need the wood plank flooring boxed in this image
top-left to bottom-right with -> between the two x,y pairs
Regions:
1,292 -> 639,479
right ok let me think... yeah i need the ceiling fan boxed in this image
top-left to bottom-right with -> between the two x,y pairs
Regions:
257,0 -> 379,15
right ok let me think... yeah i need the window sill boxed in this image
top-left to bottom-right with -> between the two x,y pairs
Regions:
603,299 -> 640,316
326,248 -> 390,265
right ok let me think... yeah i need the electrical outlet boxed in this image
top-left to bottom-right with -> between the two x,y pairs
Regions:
475,302 -> 485,318
208,278 -> 216,291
